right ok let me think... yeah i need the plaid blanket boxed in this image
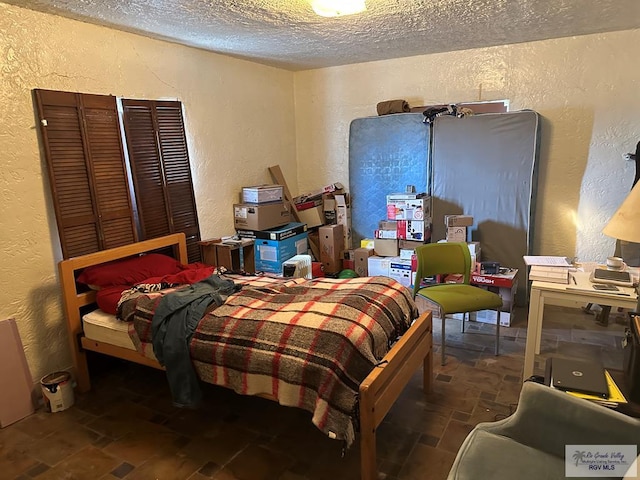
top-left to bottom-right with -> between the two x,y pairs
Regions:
119,274 -> 418,446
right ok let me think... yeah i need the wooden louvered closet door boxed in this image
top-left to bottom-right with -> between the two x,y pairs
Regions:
34,89 -> 137,259
121,99 -> 202,263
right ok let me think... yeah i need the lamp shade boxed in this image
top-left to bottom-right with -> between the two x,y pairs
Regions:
603,181 -> 640,243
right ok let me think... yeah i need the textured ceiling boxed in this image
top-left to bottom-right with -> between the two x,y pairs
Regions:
6,0 -> 640,71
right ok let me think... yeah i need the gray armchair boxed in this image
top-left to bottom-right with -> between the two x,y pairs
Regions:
448,381 -> 640,479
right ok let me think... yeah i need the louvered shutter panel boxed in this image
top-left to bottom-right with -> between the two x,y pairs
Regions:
121,102 -> 172,239
34,90 -> 137,258
122,100 -> 202,263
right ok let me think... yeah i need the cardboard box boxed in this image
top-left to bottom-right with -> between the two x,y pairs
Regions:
397,220 -> 429,242
319,224 -> 344,274
234,202 -> 291,231
241,185 -> 283,204
386,195 -> 431,221
293,182 -> 345,204
399,248 -> 414,260
295,199 -> 323,211
469,269 -> 518,326
360,238 -> 375,249
467,241 -> 481,260
236,222 -> 307,241
399,239 -> 425,251
297,204 -> 325,229
389,258 -> 413,288
444,214 -> 474,227
386,192 -> 427,201
469,309 -> 513,327
376,220 -> 397,239
335,194 -> 352,250
354,248 -> 374,276
254,232 -> 309,274
368,256 -> 393,277
446,226 -> 467,242
343,249 -> 355,270
470,269 -> 517,289
376,229 -> 398,239
378,220 -> 396,230
323,197 -> 337,224
374,238 -> 399,257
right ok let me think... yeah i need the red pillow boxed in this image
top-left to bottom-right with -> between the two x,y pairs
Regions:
142,264 -> 215,286
96,285 -> 129,315
77,253 -> 183,288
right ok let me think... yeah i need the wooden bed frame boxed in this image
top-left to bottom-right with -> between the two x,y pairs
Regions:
59,232 -> 433,480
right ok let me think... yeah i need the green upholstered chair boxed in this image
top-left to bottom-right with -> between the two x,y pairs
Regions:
412,242 -> 503,365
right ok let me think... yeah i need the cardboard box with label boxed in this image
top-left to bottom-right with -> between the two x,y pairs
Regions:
446,226 -> 467,242
386,194 -> 430,221
376,220 -> 397,239
361,238 -> 375,249
236,222 -> 307,241
254,232 -> 309,274
444,214 -> 474,227
368,256 -> 393,277
323,197 -> 337,224
234,202 -> 291,231
469,269 -> 518,326
319,224 -> 344,274
335,194 -> 352,250
398,239 -> 425,259
354,248 -> 374,276
397,219 -> 430,242
389,258 -> 414,288
242,185 -> 284,204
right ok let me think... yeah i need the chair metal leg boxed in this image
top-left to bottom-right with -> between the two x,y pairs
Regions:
495,309 -> 501,356
441,309 -> 446,366
461,312 -> 466,333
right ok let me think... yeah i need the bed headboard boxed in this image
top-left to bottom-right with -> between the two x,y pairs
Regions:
58,233 -> 187,389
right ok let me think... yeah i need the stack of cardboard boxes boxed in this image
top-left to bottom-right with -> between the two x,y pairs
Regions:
296,186 -> 351,245
352,192 -> 432,288
233,185 -> 308,274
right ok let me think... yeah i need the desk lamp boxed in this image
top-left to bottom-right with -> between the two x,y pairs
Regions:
602,181 -> 640,312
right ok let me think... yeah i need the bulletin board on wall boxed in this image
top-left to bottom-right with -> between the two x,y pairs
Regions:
348,113 -> 430,246
348,110 -> 540,304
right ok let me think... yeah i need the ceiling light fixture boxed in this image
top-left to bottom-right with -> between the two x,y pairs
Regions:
311,0 -> 366,17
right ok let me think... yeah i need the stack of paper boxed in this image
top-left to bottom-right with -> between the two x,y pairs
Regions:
529,265 -> 571,284
523,256 -> 572,267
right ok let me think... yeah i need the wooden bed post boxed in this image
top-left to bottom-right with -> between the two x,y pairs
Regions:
359,311 -> 433,480
58,259 -> 94,392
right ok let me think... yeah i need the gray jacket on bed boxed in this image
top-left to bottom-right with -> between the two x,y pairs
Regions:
152,274 -> 240,408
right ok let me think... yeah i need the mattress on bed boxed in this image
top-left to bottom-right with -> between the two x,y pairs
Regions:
83,309 -> 134,348
83,309 -> 157,362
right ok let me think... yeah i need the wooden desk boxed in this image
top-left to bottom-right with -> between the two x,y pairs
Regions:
524,271 -> 637,380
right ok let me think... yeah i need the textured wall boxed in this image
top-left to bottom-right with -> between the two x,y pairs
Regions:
294,30 -> 640,264
0,3 -> 296,383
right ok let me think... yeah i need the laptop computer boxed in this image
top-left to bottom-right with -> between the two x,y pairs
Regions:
551,358 -> 609,399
